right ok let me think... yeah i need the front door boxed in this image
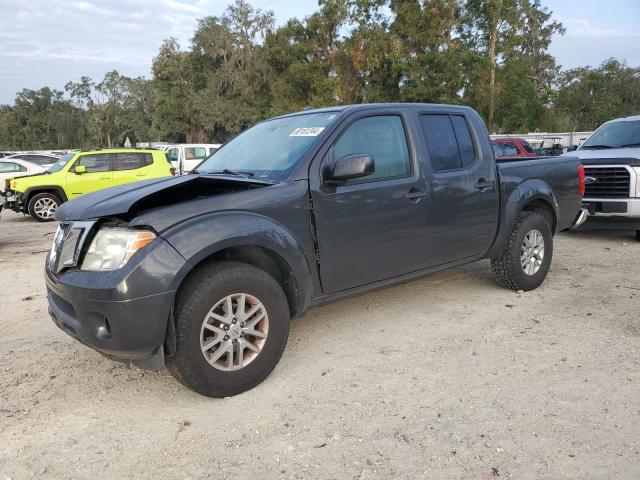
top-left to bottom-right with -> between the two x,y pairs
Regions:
65,153 -> 113,198
417,112 -> 499,264
310,113 -> 431,293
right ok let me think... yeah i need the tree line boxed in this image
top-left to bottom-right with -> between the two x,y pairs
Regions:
1,0 -> 639,150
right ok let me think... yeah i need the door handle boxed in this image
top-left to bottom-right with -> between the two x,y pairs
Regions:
135,173 -> 147,177
474,179 -> 493,190
405,189 -> 427,201
99,176 -> 110,180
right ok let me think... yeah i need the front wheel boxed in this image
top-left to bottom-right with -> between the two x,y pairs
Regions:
167,261 -> 290,397
27,192 -> 61,222
491,211 -> 553,291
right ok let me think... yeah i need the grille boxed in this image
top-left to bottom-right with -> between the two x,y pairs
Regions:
48,220 -> 96,273
584,167 -> 630,198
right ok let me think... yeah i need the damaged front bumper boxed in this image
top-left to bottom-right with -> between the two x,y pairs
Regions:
1,190 -> 25,213
45,221 -> 187,369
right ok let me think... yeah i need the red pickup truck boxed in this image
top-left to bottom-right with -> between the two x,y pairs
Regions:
492,138 -> 537,158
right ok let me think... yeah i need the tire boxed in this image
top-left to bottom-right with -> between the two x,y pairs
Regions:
167,261 -> 290,397
27,192 -> 61,222
636,230 -> 640,242
491,211 -> 553,291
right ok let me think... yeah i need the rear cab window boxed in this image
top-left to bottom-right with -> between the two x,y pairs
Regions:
420,114 -> 476,172
522,141 -> 535,154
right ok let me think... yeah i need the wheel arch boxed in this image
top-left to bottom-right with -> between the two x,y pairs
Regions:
163,212 -> 315,319
487,179 -> 558,259
175,244 -> 301,317
24,186 -> 68,205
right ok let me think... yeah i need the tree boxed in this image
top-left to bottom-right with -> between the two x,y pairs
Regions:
190,0 -> 275,141
552,59 -> 640,131
152,39 -> 196,143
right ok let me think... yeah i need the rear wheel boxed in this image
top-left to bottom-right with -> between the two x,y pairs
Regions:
167,261 -> 290,397
491,211 -> 553,291
27,192 -> 60,222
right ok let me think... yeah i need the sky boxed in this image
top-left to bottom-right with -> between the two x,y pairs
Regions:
0,0 -> 638,105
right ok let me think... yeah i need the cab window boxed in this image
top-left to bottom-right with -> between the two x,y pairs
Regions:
75,153 -> 111,172
333,115 -> 411,182
166,148 -> 179,162
501,143 -> 519,156
185,147 -> 207,160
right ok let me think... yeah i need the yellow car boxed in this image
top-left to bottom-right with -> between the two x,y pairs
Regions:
2,149 -> 175,221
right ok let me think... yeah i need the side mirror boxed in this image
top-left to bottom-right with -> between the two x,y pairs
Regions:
567,145 -> 578,152
324,154 -> 374,184
74,165 -> 86,174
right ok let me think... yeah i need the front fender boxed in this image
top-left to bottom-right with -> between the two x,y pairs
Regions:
487,179 -> 559,259
161,211 -> 314,315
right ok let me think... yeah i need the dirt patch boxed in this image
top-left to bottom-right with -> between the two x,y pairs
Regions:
1,210 -> 639,479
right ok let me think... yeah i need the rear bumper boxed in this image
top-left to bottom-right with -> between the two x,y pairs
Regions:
570,208 -> 589,229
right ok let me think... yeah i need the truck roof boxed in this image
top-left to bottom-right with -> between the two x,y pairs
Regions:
278,103 -> 476,118
604,114 -> 640,123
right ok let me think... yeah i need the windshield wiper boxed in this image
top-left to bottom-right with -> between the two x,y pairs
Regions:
208,169 -> 254,177
581,145 -> 613,150
619,143 -> 640,148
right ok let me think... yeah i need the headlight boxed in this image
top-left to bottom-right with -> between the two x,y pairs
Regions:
634,166 -> 640,198
81,228 -> 156,271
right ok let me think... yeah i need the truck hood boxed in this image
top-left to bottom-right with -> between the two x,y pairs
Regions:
55,174 -> 274,222
565,147 -> 640,165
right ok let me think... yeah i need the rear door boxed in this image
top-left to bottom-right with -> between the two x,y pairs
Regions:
310,110 -> 432,293
65,153 -> 113,198
112,152 -> 154,185
418,112 -> 499,264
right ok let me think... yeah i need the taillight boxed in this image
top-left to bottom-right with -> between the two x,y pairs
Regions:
170,167 -> 176,176
578,163 -> 585,197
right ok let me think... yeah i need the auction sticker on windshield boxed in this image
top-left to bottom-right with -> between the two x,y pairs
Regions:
289,127 -> 325,137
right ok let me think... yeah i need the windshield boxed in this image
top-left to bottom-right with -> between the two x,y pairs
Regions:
581,120 -> 640,149
197,112 -> 339,181
47,153 -> 76,173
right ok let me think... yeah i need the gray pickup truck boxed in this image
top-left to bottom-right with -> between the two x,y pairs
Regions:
46,104 -> 586,397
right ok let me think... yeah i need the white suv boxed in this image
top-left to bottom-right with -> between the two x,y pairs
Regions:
164,144 -> 222,174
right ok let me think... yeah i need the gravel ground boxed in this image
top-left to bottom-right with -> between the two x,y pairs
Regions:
0,209 -> 639,480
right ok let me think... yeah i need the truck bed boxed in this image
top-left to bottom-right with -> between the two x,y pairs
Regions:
496,155 -> 583,232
